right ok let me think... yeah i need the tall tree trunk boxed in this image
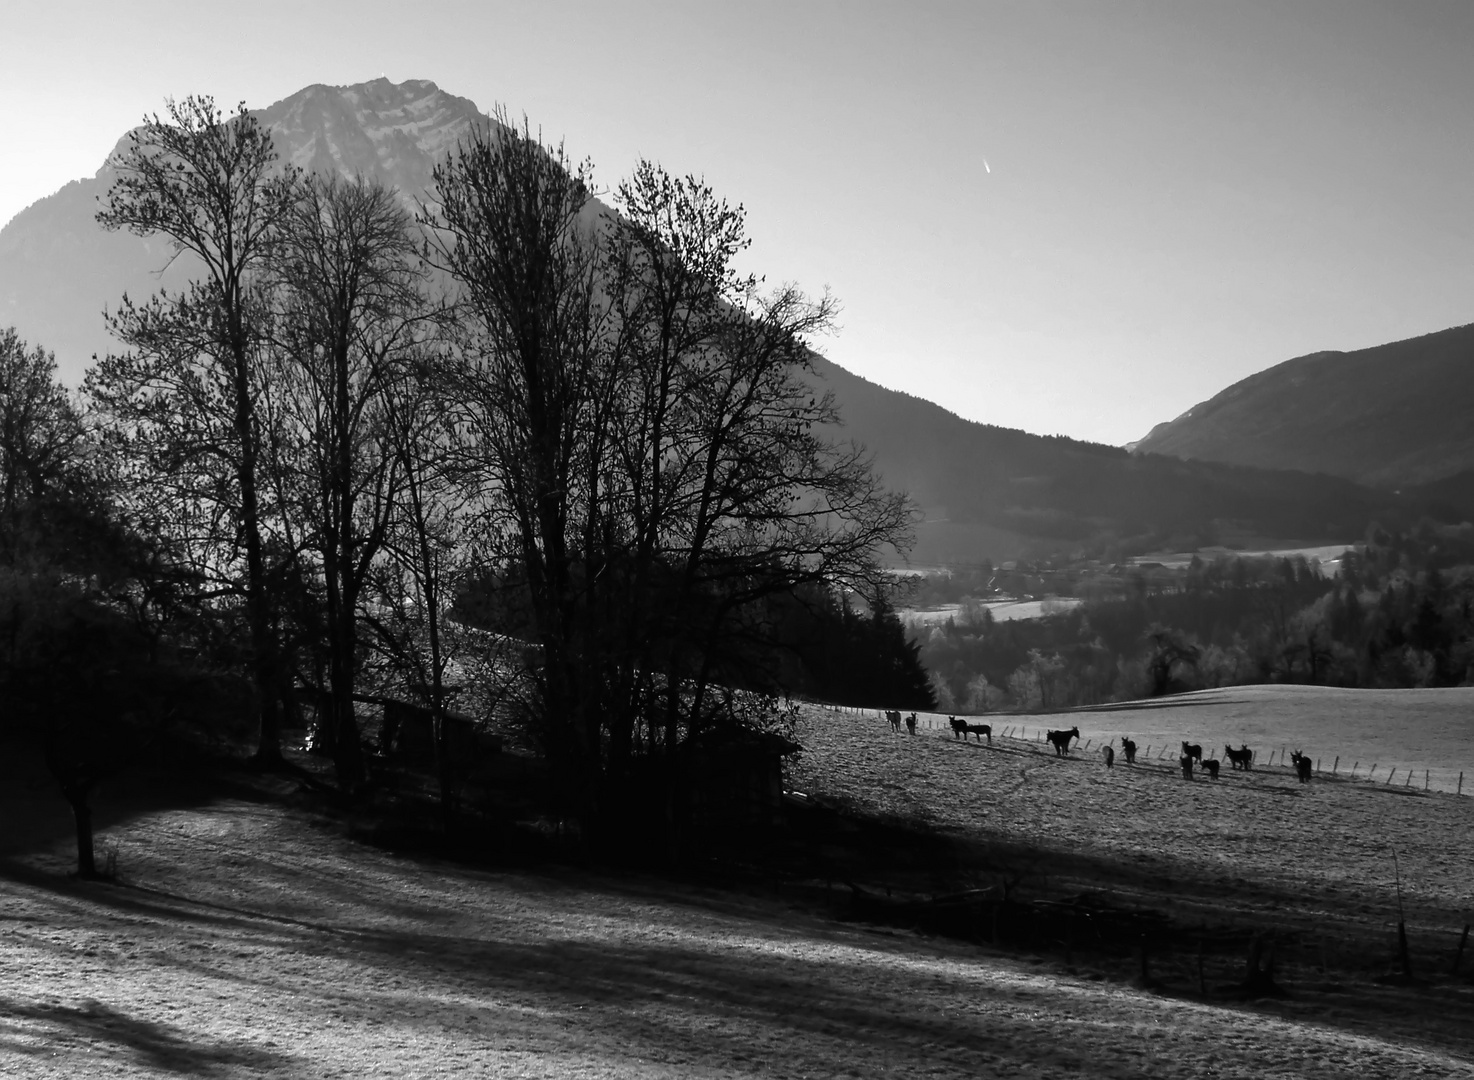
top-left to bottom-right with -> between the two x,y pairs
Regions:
328,607 -> 365,791
234,307 -> 280,768
68,790 -> 97,879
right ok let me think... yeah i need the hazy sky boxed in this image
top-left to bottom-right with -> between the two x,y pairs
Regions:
3,1 -> 1472,444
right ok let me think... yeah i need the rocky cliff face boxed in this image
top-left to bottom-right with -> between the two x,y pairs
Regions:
259,78 -> 484,195
0,78 -> 490,381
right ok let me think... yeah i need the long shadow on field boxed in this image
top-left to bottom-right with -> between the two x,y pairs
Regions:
6,831 -> 1473,1070
0,855 -> 383,948
0,997 -> 295,1075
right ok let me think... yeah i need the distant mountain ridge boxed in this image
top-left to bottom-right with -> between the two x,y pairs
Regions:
810,354 -> 1444,563
1135,323 -> 1474,488
0,77 -> 1457,564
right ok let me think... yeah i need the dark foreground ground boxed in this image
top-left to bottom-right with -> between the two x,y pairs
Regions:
0,699 -> 1471,1078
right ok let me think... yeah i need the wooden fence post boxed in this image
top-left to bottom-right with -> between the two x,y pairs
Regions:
1351,761 -> 1358,778
1459,772 -> 1464,796
1386,768 -> 1395,786
1424,770 -> 1429,791
1332,756 -> 1339,775
1370,764 -> 1377,780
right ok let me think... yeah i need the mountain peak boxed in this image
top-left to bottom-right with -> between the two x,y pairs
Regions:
257,77 -> 487,193
2,78 -> 497,380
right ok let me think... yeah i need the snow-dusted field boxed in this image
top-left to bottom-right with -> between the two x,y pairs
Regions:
869,684 -> 1474,794
1,685 -> 1472,1078
899,597 -> 1083,627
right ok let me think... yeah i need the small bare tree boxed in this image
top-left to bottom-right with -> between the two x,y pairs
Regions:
0,329 -> 87,565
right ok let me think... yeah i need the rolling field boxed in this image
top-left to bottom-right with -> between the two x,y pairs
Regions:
789,696 -> 1474,918
1071,685 -> 1474,794
1,684 -> 1472,1078
882,685 -> 1474,794
899,597 -> 1083,627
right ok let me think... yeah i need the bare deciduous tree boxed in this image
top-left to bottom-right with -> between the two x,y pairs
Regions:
426,121 -> 913,843
266,173 -> 427,790
0,329 -> 87,566
90,97 -> 297,765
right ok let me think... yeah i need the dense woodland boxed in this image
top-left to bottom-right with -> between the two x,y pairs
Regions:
919,525 -> 1474,713
0,96 -> 931,867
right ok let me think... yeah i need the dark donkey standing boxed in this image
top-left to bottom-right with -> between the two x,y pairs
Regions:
1181,741 -> 1203,765
965,721 -> 992,744
1121,737 -> 1137,765
1046,727 -> 1079,756
1290,750 -> 1313,783
949,715 -> 967,739
905,712 -> 918,735
1225,744 -> 1254,771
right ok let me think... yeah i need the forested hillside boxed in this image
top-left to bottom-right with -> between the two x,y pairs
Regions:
918,523 -> 1474,714
1135,322 -> 1474,487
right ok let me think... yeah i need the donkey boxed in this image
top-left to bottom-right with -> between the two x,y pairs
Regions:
1291,750 -> 1313,783
1046,727 -> 1079,756
887,710 -> 902,733
949,715 -> 968,739
1181,741 -> 1203,765
1200,757 -> 1220,779
1102,745 -> 1115,768
1121,737 -> 1137,765
964,722 -> 992,744
905,712 -> 918,735
1225,744 -> 1254,771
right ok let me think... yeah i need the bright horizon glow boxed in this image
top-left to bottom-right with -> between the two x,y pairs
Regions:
3,1 -> 1473,446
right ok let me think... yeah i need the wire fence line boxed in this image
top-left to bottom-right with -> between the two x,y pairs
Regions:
811,703 -> 1470,796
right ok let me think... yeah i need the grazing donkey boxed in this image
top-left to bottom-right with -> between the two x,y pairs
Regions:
1225,744 -> 1254,771
1181,741 -> 1203,765
1200,757 -> 1220,779
905,712 -> 918,735
1046,727 -> 1079,756
1102,744 -> 1115,768
964,721 -> 992,744
1291,750 -> 1313,783
1180,754 -> 1195,780
949,715 -> 968,739
1121,737 -> 1137,765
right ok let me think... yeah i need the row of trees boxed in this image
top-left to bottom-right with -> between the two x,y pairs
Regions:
3,96 -> 919,852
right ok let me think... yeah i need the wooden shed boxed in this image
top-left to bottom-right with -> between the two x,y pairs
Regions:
374,698 -> 502,764
683,728 -> 802,828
